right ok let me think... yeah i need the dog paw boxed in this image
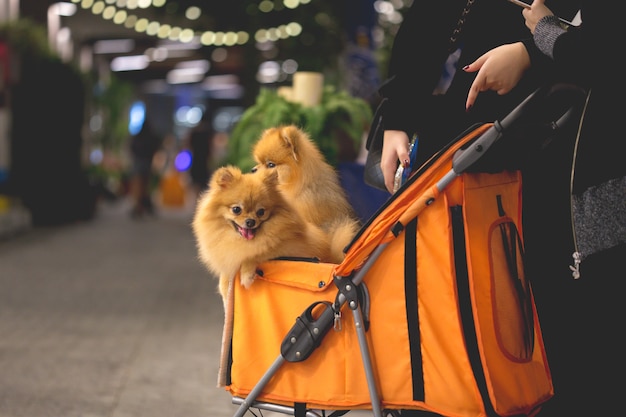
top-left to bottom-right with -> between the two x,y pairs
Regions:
240,275 -> 255,289
239,262 -> 261,289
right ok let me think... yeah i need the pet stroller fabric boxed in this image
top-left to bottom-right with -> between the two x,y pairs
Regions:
222,85 -> 586,417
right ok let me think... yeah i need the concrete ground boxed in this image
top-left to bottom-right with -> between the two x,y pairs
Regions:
0,196 -> 377,417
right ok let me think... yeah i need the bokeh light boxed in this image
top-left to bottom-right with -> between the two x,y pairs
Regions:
174,150 -> 192,171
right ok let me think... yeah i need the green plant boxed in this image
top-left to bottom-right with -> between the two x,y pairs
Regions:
89,74 -> 135,152
226,85 -> 373,171
0,18 -> 53,60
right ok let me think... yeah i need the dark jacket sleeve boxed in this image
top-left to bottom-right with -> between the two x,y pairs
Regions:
380,1 -> 462,134
378,0 -> 556,141
533,15 -> 587,88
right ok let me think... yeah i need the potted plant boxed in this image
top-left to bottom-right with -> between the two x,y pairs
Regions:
225,83 -> 373,172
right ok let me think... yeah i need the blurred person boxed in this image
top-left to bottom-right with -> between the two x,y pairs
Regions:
463,1 -> 625,415
184,111 -> 215,197
376,0 -> 554,194
129,118 -> 162,218
155,133 -> 188,209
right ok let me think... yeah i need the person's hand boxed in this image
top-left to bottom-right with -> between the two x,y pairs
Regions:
463,42 -> 531,110
380,130 -> 410,193
523,0 -> 554,33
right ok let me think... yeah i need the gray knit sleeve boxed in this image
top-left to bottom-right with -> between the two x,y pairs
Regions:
533,15 -> 566,59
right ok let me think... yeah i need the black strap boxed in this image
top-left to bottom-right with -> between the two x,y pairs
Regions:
452,206 -> 496,416
404,217 -> 425,401
294,402 -> 306,417
294,405 -> 351,417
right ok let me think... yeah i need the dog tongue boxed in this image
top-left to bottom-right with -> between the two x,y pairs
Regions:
238,226 -> 255,240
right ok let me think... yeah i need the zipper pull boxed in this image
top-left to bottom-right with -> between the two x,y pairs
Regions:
569,251 -> 582,279
333,310 -> 342,332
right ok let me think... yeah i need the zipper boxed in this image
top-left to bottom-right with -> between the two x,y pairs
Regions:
568,89 -> 592,280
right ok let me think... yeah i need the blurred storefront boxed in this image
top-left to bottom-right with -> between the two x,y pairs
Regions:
0,0 -> 411,232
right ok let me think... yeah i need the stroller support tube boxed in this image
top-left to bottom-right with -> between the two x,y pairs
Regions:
232,356 -> 286,417
351,303 -> 384,417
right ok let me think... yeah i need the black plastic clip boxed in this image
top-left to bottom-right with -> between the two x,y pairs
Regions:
280,301 -> 335,362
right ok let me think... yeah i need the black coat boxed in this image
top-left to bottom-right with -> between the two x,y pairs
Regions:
517,3 -> 625,415
380,0 -> 552,165
526,2 -> 626,261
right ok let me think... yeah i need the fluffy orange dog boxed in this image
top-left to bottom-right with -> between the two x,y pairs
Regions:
192,165 -> 332,300
252,125 -> 361,259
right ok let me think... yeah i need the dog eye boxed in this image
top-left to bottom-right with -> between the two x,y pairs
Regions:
266,162 -> 276,168
231,206 -> 242,215
256,208 -> 265,217
250,166 -> 257,173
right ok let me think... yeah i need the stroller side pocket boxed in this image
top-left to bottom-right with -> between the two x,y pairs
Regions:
461,171 -> 553,416
489,215 -> 533,361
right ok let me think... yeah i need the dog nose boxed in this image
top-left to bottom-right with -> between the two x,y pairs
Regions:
245,219 -> 256,228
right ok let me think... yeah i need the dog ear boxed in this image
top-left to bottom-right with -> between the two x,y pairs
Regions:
212,165 -> 240,189
280,125 -> 301,162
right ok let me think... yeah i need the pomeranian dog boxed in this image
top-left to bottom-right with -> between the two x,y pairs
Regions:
252,125 -> 361,259
192,165 -> 332,300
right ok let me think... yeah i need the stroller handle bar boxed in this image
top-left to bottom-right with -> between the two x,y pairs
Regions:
452,83 -> 587,174
382,83 -> 587,257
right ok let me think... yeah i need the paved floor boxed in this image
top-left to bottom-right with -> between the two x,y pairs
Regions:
0,196 -> 377,417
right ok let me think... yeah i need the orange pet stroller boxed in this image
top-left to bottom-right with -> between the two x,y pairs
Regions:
220,85 -> 587,417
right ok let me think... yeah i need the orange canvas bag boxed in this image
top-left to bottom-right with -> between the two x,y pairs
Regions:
225,121 -> 553,417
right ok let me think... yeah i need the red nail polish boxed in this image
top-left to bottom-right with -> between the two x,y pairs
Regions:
462,65 -> 470,70
466,105 -> 472,113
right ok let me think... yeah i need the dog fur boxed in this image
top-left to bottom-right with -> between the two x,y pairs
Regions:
192,165 -> 332,300
252,125 -> 361,259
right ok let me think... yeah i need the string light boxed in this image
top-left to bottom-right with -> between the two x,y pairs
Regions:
70,0 -> 308,46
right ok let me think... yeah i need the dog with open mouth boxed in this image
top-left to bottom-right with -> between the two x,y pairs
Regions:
192,165 -> 332,301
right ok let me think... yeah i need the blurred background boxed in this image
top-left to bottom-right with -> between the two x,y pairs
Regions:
0,2 -> 413,416
0,0 -> 413,229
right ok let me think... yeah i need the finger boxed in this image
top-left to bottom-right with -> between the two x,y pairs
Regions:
463,63 -> 475,73
397,149 -> 410,168
466,85 -> 478,110
463,55 -> 486,74
383,151 -> 409,193
384,169 -> 396,194
381,157 -> 398,193
466,72 -> 485,109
